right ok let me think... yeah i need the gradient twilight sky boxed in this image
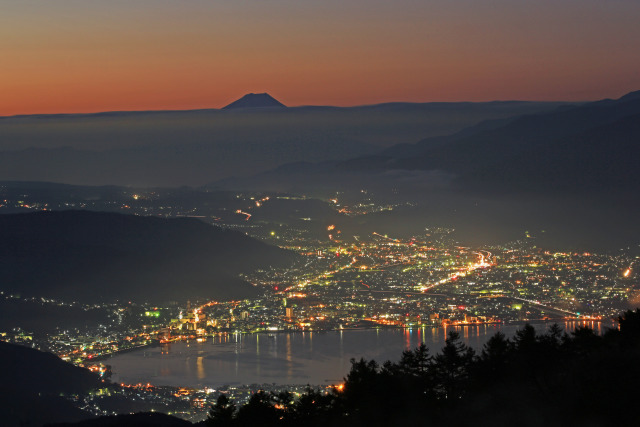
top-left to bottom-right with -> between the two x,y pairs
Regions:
2,0 -> 640,115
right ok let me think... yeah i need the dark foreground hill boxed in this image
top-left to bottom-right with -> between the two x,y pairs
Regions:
0,341 -> 101,426
45,413 -> 192,427
0,210 -> 296,303
0,341 -> 101,394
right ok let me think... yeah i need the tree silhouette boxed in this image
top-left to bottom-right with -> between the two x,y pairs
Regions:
291,387 -> 338,426
207,394 -> 236,427
617,308 -> 640,349
430,331 -> 475,400
513,323 -> 537,352
397,342 -> 431,376
270,390 -> 295,424
235,391 -> 279,426
474,331 -> 510,384
341,358 -> 381,424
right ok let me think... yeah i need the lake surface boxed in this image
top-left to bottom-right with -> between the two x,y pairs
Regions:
108,322 -> 608,388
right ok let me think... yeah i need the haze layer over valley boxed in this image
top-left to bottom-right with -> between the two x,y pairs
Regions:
0,97 -> 564,186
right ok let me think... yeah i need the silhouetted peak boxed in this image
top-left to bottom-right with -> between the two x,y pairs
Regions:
618,89 -> 640,102
223,93 -> 286,109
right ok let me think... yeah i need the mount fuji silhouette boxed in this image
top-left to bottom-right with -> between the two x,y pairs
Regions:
222,93 -> 286,109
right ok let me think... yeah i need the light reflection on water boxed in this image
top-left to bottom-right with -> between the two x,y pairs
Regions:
108,321 -> 612,388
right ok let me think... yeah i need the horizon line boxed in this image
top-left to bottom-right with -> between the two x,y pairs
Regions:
0,96 -> 594,120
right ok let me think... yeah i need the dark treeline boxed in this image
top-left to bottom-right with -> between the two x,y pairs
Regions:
206,310 -> 640,427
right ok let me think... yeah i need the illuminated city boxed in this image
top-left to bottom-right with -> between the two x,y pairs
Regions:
1,185 -> 637,422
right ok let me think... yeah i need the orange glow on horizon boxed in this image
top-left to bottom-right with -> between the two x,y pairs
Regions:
2,1 -> 640,116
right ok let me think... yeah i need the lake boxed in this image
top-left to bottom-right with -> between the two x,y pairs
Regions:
108,321 -> 609,388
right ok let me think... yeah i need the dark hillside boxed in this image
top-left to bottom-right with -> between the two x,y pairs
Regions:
0,341 -> 101,394
45,412 -> 192,427
0,210 -> 296,303
0,341 -> 101,426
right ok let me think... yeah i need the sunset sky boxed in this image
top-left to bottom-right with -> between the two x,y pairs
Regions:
2,0 -> 640,115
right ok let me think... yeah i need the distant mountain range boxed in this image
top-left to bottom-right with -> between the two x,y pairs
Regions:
0,99 -> 565,186
220,89 -> 640,197
0,210 -> 296,303
381,89 -> 640,194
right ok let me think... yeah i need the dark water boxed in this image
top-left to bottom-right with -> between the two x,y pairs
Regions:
108,321 -> 609,387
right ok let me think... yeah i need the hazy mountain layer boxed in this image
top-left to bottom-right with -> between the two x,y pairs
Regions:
0,101 -> 564,186
388,90 -> 640,194
222,90 -> 640,197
